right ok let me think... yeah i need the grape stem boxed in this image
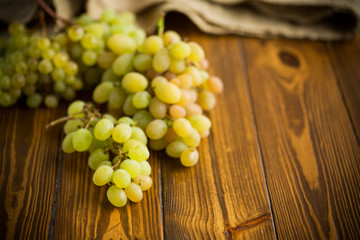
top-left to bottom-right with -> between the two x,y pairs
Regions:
37,0 -> 73,26
40,11 -> 47,37
45,110 -> 86,129
157,13 -> 165,37
85,114 -> 96,129
112,149 -> 122,169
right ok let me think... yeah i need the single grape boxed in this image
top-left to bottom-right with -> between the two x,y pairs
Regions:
166,140 -> 188,158
188,42 -> 205,62
140,161 -> 151,176
38,59 -> 53,74
182,128 -> 201,147
122,72 -> 148,93
117,116 -> 134,125
154,82 -> 181,104
107,34 -> 136,54
149,97 -> 167,119
169,105 -> 186,119
26,94 -> 42,108
133,175 -> 153,191
132,91 -> 151,109
180,148 -> 199,167
132,110 -> 153,130
152,48 -> 170,73
93,165 -> 114,186
53,52 -> 69,68
93,81 -> 114,104
162,30 -> 181,46
88,148 -> 110,170
97,51 -> 117,69
130,126 -> 148,145
62,132 -> 76,153
151,76 -> 167,88
149,138 -> 168,151
120,159 -> 141,178
67,100 -> 85,118
112,123 -> 132,143
64,119 -> 84,134
198,90 -> 216,111
82,50 -> 97,66
173,118 -> 193,137
112,53 -> 134,76
207,76 -> 224,94
107,185 -> 127,207
169,41 -> 191,59
133,54 -> 152,72
142,36 -> 164,55
67,25 -> 84,42
123,94 -> 138,116
94,118 -> 114,141
188,114 -> 212,132
113,169 -> 131,188
81,33 -> 98,50
44,95 -> 58,108
72,128 -> 93,152
128,143 -> 149,162
146,119 -> 168,140
124,182 -> 143,202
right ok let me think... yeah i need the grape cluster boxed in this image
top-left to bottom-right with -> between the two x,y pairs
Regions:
60,100 -> 152,207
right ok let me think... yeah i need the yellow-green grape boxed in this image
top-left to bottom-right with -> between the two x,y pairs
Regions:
67,26 -> 84,42
152,48 -> 170,73
108,88 -> 126,110
41,48 -> 55,60
154,82 -> 181,104
93,81 -> 114,104
51,68 -> 65,81
112,53 -> 134,76
182,128 -> 201,147
53,52 -> 69,68
113,169 -> 131,188
86,23 -> 105,37
151,76 -> 167,88
72,128 -> 93,152
169,58 -> 186,74
162,30 -> 181,46
188,42 -> 205,62
130,126 -> 148,145
188,114 -> 211,132
38,59 -> 53,74
107,34 -> 136,54
120,160 -> 141,178
198,89 -> 216,111
82,50 -> 97,66
149,138 -> 168,151
146,119 -> 168,140
133,175 -> 153,191
37,37 -> 50,50
97,51 -> 117,70
107,185 -> 127,207
112,123 -> 132,143
123,94 -> 138,116
132,110 -> 153,130
122,139 -> 144,153
81,33 -> 98,50
140,161 -> 151,176
122,72 -> 148,93
125,182 -> 143,202
97,161 -> 112,168
44,95 -> 59,108
117,116 -> 135,125
185,66 -> 202,86
100,9 -> 116,22
62,132 -> 75,153
149,97 -> 168,119
133,54 -> 152,72
129,144 -> 149,162
67,100 -> 85,118
173,118 -> 193,137
169,41 -> 191,59
132,91 -> 151,109
142,36 -> 164,55
64,61 -> 79,76
180,148 -> 199,167
26,93 -> 42,108
94,118 -> 114,141
11,74 -> 26,88
169,105 -> 186,119
88,148 -> 110,170
129,29 -> 146,48
92,165 -> 114,186
165,140 -> 188,158
200,129 -> 210,139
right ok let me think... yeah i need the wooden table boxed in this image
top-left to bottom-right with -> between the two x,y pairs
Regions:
1,14 -> 360,239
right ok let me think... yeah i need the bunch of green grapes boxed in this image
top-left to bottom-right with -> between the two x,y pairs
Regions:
60,100 -> 152,207
0,23 -> 82,108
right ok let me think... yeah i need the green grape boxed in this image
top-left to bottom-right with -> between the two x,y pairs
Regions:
65,75 -> 76,85
0,76 -> 11,89
117,116 -> 134,125
149,138 -> 168,151
67,25 -> 84,42
107,34 -> 136,54
132,110 -> 153,130
112,53 -> 134,76
64,61 -> 79,76
169,58 -> 186,74
41,48 -> 56,59
37,37 -> 50,50
23,85 -> 36,96
88,136 -> 108,153
53,52 -> 69,68
162,30 -> 181,46
26,93 -> 42,108
53,33 -> 68,46
67,100 -> 85,118
97,51 -> 117,70
107,185 -> 127,207
154,82 -> 181,104
180,148 -> 199,167
92,81 -> 114,103
145,119 -> 168,140
185,66 -> 202,86
76,13 -> 93,26
92,165 -> 114,186
182,128 -> 201,147
72,78 -> 83,91
88,148 -> 110,170
28,47 -> 41,59
82,50 -> 97,66
132,91 -> 151,109
62,87 -> 76,101
129,29 -> 146,48
98,161 -> 112,168
166,140 -> 188,158
130,126 -> 148,145
173,118 -> 193,137
124,182 -> 143,202
51,42 -> 61,52
62,132 -> 76,153
86,23 -> 105,37
51,68 -> 65,81
152,48 -> 170,73
113,169 -> 131,188
142,36 -> 164,55
120,160 -> 141,178
81,33 -> 98,50
133,54 -> 152,72
70,44 -> 83,59
129,144 -> 149,162
188,42 -> 205,62
54,81 -> 66,93
198,89 -> 216,111
112,123 -> 132,143
15,61 -> 27,74
10,51 -> 24,64
151,76 -> 167,88
44,95 -> 58,108
27,58 -> 38,71
169,41 -> 191,59
188,114 -> 211,132
140,161 -> 151,176
100,9 -> 116,22
101,69 -> 120,82
149,97 -> 167,119
8,23 -> 26,36
94,118 -> 114,141
72,128 -> 93,152
11,74 -> 26,88
122,139 -> 144,153
38,59 -> 53,74
121,94 -> 137,116
108,88 -> 125,110
133,175 -> 153,191
0,93 -> 13,107
64,119 -> 84,134
122,72 -> 148,93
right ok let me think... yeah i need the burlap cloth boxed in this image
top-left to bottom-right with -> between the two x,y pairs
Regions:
88,0 -> 360,40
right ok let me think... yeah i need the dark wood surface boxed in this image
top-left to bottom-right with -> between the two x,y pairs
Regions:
1,15 -> 360,239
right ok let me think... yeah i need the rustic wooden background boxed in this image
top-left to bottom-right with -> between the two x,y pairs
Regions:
0,13 -> 360,239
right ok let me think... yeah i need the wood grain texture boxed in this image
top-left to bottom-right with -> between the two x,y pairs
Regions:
161,18 -> 275,239
0,106 -> 63,240
53,142 -> 163,239
242,38 -> 360,239
328,40 -> 360,139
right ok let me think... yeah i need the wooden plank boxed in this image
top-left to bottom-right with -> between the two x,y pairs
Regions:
53,139 -> 163,239
242,38 -> 360,239
161,21 -> 275,239
328,40 -> 360,139
0,106 -> 63,240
